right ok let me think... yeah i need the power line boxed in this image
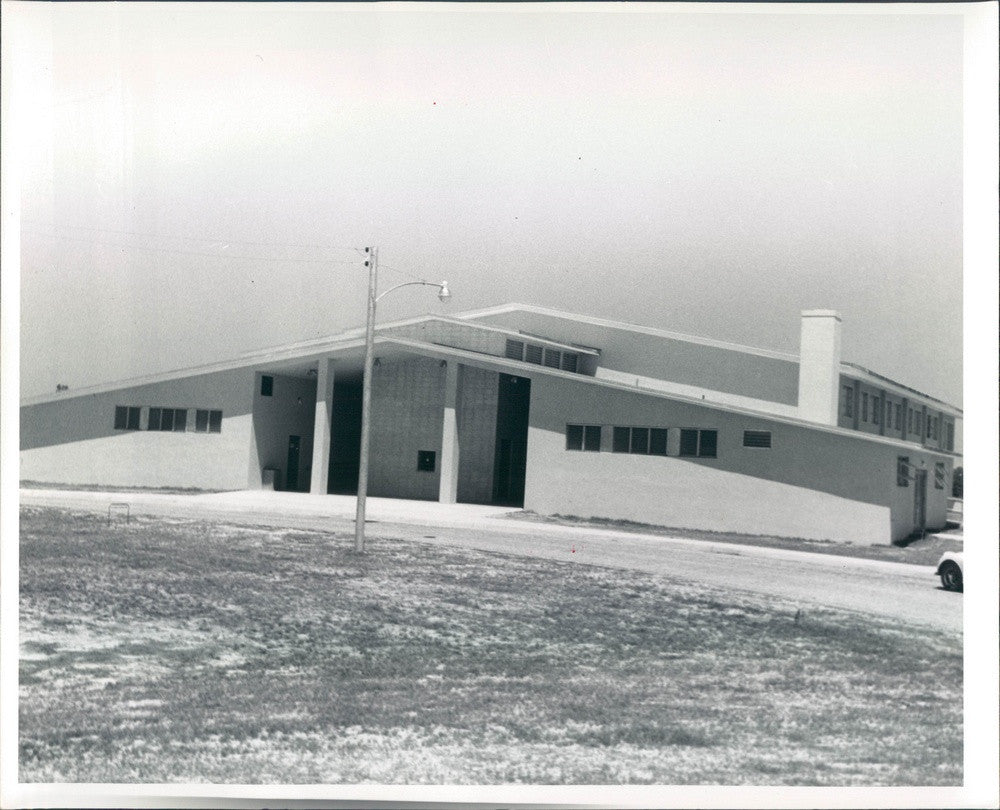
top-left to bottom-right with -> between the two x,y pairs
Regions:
25,230 -> 364,265
21,222 -> 366,255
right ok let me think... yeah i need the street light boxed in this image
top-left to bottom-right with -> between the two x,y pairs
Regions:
355,246 -> 450,552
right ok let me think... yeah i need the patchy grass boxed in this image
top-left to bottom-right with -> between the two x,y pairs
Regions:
510,512 -> 963,566
19,506 -> 961,785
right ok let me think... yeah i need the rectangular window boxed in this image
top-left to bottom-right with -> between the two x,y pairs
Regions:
612,426 -> 630,453
208,410 -> 223,433
147,407 -> 162,431
908,409 -> 914,432
127,407 -> 141,430
543,349 -> 561,369
895,403 -> 901,429
114,406 -> 128,430
566,424 -> 584,451
173,408 -> 187,432
842,386 -> 853,417
195,409 -> 209,432
872,396 -> 880,425
566,424 -> 601,452
680,429 -> 717,458
525,344 -> 543,365
861,392 -> 869,422
261,375 -> 273,396
629,427 -> 650,454
934,462 -> 946,490
560,353 -> 578,373
160,408 -> 175,431
932,417 -> 938,440
897,456 -> 910,487
505,339 -> 524,361
946,422 -> 955,451
417,450 -> 436,472
885,402 -> 892,429
742,430 -> 772,448
649,428 -> 668,456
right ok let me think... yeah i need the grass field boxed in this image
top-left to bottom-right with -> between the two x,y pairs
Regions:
19,506 -> 962,785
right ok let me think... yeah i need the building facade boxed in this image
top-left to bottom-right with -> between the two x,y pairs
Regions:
20,304 -> 961,544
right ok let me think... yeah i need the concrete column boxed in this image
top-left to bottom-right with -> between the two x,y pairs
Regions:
438,361 -> 460,504
797,310 -> 842,426
309,358 -> 335,495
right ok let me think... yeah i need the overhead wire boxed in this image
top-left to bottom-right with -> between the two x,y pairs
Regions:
23,230 -> 364,265
23,224 -> 440,283
21,221 -> 365,254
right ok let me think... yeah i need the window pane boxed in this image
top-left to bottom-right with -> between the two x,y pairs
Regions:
505,339 -> 524,360
743,430 -> 771,448
127,407 -> 141,430
584,425 -> 601,452
209,410 -> 223,433
679,429 -> 698,457
195,409 -> 209,432
417,450 -> 436,472
612,427 -> 630,453
160,408 -> 174,431
934,463 -> 945,489
525,344 -> 543,364
862,393 -> 868,421
543,349 -> 561,368
897,456 -> 909,487
630,427 -> 649,454
843,387 -> 853,417
649,428 -> 667,455
148,407 -> 161,431
698,430 -> 717,458
566,424 -> 584,451
261,375 -> 273,396
173,409 -> 187,432
561,353 -> 578,373
114,406 -> 127,430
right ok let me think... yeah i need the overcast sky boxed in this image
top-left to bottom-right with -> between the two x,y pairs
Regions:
10,3 -> 971,404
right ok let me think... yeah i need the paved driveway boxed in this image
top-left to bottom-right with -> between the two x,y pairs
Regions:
20,488 -> 962,634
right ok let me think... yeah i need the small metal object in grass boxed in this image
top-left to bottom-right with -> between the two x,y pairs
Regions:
107,502 -> 130,526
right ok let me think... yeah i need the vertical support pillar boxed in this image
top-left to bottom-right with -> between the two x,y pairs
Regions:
309,358 -> 335,495
438,361 -> 460,504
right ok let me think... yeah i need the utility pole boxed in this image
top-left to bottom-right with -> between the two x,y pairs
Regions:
352,245 -> 450,554
354,246 -> 378,553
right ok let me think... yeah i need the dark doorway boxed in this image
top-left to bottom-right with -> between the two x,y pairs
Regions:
286,435 -> 301,491
492,373 -> 531,506
328,380 -> 363,494
913,468 -> 927,535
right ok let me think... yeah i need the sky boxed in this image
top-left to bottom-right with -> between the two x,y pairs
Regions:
8,3 -> 971,404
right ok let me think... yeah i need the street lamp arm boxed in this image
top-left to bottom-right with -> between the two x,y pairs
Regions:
375,280 -> 450,303
354,247 -> 451,552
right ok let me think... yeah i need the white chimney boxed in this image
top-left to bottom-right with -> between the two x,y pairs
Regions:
798,310 -> 842,425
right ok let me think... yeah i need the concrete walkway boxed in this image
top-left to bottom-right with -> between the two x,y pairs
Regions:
21,487 -> 935,577
18,488 -> 962,632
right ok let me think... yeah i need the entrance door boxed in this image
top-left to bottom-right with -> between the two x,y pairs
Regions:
492,374 -> 531,506
328,380 -> 363,494
913,468 -> 927,535
286,435 -> 301,492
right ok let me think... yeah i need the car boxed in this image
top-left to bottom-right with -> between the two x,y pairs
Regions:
936,551 -> 963,592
